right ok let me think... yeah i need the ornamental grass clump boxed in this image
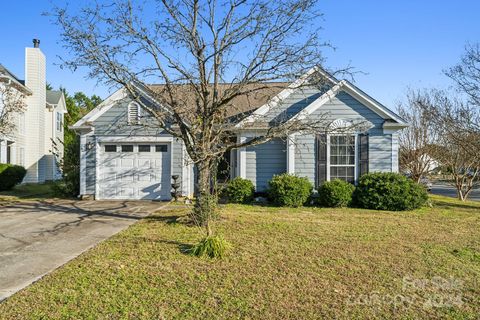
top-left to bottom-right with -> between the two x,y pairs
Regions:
190,234 -> 232,259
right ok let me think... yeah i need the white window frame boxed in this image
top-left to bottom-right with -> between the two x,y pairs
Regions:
326,134 -> 358,184
56,112 -> 63,132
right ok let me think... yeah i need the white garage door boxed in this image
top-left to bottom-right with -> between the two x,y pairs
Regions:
98,143 -> 171,200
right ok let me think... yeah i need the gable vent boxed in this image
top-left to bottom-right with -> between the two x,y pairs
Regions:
128,102 -> 140,125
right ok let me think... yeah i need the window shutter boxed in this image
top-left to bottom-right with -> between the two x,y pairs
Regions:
316,134 -> 327,187
128,102 -> 140,125
358,134 -> 369,177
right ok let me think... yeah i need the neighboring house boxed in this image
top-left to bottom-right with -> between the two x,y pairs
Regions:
72,68 -> 408,200
0,39 -> 67,182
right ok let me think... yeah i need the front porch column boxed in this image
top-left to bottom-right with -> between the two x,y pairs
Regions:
237,135 -> 247,178
287,134 -> 296,174
0,140 -> 7,163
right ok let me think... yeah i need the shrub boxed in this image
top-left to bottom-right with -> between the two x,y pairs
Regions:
353,172 -> 428,211
268,173 -> 313,207
317,179 -> 355,208
190,234 -> 232,259
0,164 -> 27,191
225,177 -> 255,203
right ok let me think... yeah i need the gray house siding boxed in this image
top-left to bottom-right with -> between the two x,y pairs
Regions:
246,138 -> 286,191
92,98 -> 167,136
369,134 -> 392,172
171,138 -> 183,180
293,91 -> 393,185
263,86 -> 327,123
295,134 -> 316,183
79,97 -> 189,198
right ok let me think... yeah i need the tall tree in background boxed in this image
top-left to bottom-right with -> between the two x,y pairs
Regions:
54,89 -> 101,196
446,43 -> 480,112
52,0 -> 349,236
416,90 -> 480,201
397,90 -> 437,182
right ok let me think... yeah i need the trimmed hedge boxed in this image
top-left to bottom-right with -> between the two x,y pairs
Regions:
0,164 -> 27,191
268,174 -> 313,207
317,179 -> 355,208
353,172 -> 428,211
225,177 -> 255,204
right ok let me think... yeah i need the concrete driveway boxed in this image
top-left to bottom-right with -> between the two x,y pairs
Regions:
0,199 -> 165,301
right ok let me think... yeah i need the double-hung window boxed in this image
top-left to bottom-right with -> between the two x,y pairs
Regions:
329,135 -> 356,183
56,112 -> 63,132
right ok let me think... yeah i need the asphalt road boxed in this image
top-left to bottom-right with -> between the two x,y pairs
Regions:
430,182 -> 480,202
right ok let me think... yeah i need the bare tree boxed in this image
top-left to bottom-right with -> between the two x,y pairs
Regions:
417,90 -> 480,201
52,0 -> 353,235
446,43 -> 480,111
0,73 -> 27,138
398,90 -> 437,182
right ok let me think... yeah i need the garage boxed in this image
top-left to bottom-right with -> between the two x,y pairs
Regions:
97,142 -> 172,200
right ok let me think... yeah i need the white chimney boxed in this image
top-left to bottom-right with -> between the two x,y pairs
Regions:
23,39 -> 47,182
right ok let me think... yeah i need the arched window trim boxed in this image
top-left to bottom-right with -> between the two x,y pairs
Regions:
127,101 -> 140,125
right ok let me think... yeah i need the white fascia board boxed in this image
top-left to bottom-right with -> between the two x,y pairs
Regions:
57,93 -> 68,114
383,121 -> 409,134
342,81 -> 408,125
72,88 -> 128,128
96,136 -> 174,143
236,66 -> 336,128
288,81 -> 345,122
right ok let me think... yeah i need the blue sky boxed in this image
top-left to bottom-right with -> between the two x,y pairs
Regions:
0,1 -> 478,108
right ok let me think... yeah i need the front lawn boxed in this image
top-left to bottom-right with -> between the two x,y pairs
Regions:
0,182 -> 56,202
0,195 -> 479,319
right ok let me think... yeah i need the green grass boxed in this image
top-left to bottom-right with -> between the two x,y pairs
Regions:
0,196 -> 479,319
0,182 -> 57,202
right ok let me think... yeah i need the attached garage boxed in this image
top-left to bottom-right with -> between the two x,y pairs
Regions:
97,141 -> 172,200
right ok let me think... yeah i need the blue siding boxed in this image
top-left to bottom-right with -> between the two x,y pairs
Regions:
294,91 -> 393,184
263,86 -> 328,123
369,134 -> 392,172
79,96 -> 188,197
246,138 -> 286,191
295,134 -> 316,183
93,98 -> 167,136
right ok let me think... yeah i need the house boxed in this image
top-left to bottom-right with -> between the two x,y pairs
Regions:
0,39 -> 67,182
72,68 -> 408,200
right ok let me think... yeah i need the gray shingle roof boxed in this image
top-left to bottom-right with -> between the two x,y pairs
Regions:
0,64 -> 31,94
46,90 -> 63,105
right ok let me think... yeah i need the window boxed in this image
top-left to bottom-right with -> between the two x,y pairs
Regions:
155,145 -> 167,152
104,145 -> 117,152
138,145 -> 151,152
122,145 -> 134,152
329,135 -> 355,183
56,112 -> 63,132
127,102 -> 140,125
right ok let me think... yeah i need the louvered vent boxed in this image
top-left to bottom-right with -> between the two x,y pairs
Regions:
128,102 -> 140,125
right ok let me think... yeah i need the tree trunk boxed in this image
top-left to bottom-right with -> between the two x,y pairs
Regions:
192,159 -> 218,236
